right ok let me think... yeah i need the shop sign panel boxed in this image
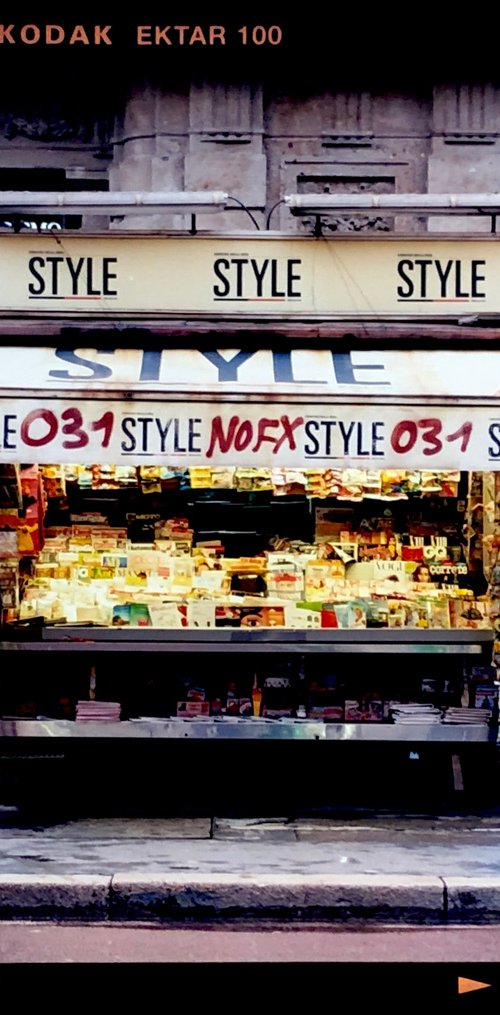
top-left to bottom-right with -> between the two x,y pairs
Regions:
2,347 -> 500,396
0,235 -> 499,317
1,397 -> 500,469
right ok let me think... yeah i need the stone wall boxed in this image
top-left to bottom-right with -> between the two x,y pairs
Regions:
0,75 -> 499,234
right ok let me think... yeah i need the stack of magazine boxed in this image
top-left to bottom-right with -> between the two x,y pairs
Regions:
443,708 -> 491,725
75,701 -> 121,723
390,704 -> 443,725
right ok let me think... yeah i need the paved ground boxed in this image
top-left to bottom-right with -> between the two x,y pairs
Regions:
1,814 -> 500,877
3,927 -> 499,1015
1,813 -> 500,923
3,922 -> 500,963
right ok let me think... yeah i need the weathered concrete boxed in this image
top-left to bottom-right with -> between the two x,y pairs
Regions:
38,818 -> 212,841
109,873 -> 444,923
212,817 -> 297,842
444,877 -> 500,922
0,874 -> 110,920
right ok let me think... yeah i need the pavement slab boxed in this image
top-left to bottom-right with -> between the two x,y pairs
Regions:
12,817 -> 212,841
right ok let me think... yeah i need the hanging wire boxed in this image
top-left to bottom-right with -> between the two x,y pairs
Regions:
265,198 -> 286,230
226,195 -> 261,230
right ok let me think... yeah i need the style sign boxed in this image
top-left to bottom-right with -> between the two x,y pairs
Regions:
3,347 -> 500,397
0,235 -> 499,317
0,397 -> 499,468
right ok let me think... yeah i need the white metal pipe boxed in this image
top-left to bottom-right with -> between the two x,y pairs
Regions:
285,193 -> 500,215
0,191 -> 229,215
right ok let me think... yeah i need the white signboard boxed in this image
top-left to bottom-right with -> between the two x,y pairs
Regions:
0,396 -> 499,468
2,346 -> 500,397
0,234 -> 498,318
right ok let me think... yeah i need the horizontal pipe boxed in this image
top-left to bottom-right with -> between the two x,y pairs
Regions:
285,193 -> 500,215
0,190 -> 229,215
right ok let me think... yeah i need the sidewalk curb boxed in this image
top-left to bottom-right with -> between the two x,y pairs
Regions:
109,873 -> 445,924
445,877 -> 500,923
0,875 -> 111,920
2,873 -> 500,923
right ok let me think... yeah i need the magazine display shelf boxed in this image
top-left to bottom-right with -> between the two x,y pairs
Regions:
0,627 -> 494,745
0,626 -> 494,654
0,719 -> 494,743
0,626 -> 497,815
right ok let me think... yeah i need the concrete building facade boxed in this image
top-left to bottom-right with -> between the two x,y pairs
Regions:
0,59 -> 498,236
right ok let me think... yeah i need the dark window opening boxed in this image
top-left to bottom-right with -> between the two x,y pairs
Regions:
0,167 -> 108,232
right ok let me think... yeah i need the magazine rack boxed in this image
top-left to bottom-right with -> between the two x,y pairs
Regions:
0,627 -> 496,815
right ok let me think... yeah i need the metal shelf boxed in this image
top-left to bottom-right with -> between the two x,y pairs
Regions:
0,629 -> 494,749
0,627 -> 493,655
0,719 -> 495,743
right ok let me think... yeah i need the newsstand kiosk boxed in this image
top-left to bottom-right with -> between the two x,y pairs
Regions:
0,232 -> 498,818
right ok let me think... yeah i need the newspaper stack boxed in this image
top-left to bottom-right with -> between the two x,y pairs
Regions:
390,704 -> 443,725
443,708 -> 491,725
75,700 -> 121,722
